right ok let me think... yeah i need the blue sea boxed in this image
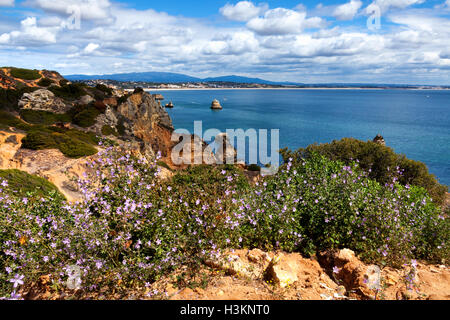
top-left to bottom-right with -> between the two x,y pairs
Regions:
152,89 -> 450,186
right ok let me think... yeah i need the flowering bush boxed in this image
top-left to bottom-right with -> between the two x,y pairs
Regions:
0,149 -> 448,300
280,138 -> 448,206
238,154 -> 448,266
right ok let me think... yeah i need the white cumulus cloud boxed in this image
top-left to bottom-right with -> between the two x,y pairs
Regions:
0,16 -> 58,45
247,8 -> 324,35
333,0 -> 362,20
220,1 -> 268,22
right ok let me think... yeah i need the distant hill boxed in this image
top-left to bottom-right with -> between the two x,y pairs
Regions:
65,72 -> 292,85
66,72 -> 202,83
203,75 -> 294,85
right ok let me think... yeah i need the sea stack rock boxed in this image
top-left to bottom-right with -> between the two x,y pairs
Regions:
165,101 -> 174,108
211,99 -> 222,110
373,134 -> 385,146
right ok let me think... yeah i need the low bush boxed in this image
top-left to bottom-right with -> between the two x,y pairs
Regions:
156,161 -> 171,171
117,93 -> 131,105
133,87 -> 144,94
72,106 -> 101,128
101,125 -> 118,137
95,84 -> 113,96
49,83 -> 86,100
280,138 -> 448,206
116,116 -> 127,135
21,129 -> 98,158
9,68 -> 41,81
0,169 -> 62,198
0,111 -> 32,131
37,78 -> 54,87
239,154 -> 448,266
0,87 -> 39,112
19,110 -> 71,125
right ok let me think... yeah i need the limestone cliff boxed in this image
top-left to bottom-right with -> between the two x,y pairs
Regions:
116,91 -> 174,159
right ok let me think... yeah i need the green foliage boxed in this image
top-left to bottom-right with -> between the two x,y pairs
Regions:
280,138 -> 448,206
72,106 -> 101,128
0,87 -> 39,112
95,84 -> 113,96
239,154 -> 448,266
9,67 -> 41,80
21,126 -> 98,158
116,116 -> 126,135
49,83 -> 86,100
0,111 -> 32,131
0,169 -> 62,198
37,78 -> 54,87
156,161 -> 171,171
117,93 -> 131,105
101,125 -> 118,136
19,110 -> 71,125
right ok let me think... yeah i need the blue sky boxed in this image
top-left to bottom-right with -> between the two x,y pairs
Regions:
1,0 -> 450,84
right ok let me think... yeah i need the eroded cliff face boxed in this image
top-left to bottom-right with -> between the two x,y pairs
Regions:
116,91 -> 175,162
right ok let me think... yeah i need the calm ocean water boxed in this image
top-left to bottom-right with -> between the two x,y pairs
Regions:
152,89 -> 450,186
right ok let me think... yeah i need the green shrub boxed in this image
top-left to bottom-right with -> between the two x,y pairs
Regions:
117,93 -> 131,105
51,133 -> 98,158
0,169 -> 62,198
49,83 -> 86,100
101,125 -> 118,136
19,110 -> 71,125
65,129 -> 99,145
238,154 -> 449,266
72,106 -> 100,128
156,161 -> 171,171
95,84 -> 113,96
280,138 -> 448,206
21,127 -> 98,158
9,67 -> 41,81
37,78 -> 54,87
0,111 -> 32,131
0,87 -> 39,112
116,116 -> 127,135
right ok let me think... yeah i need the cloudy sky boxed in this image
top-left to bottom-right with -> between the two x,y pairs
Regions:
0,0 -> 449,84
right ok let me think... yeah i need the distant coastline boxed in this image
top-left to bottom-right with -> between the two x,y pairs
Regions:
136,87 -> 450,91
